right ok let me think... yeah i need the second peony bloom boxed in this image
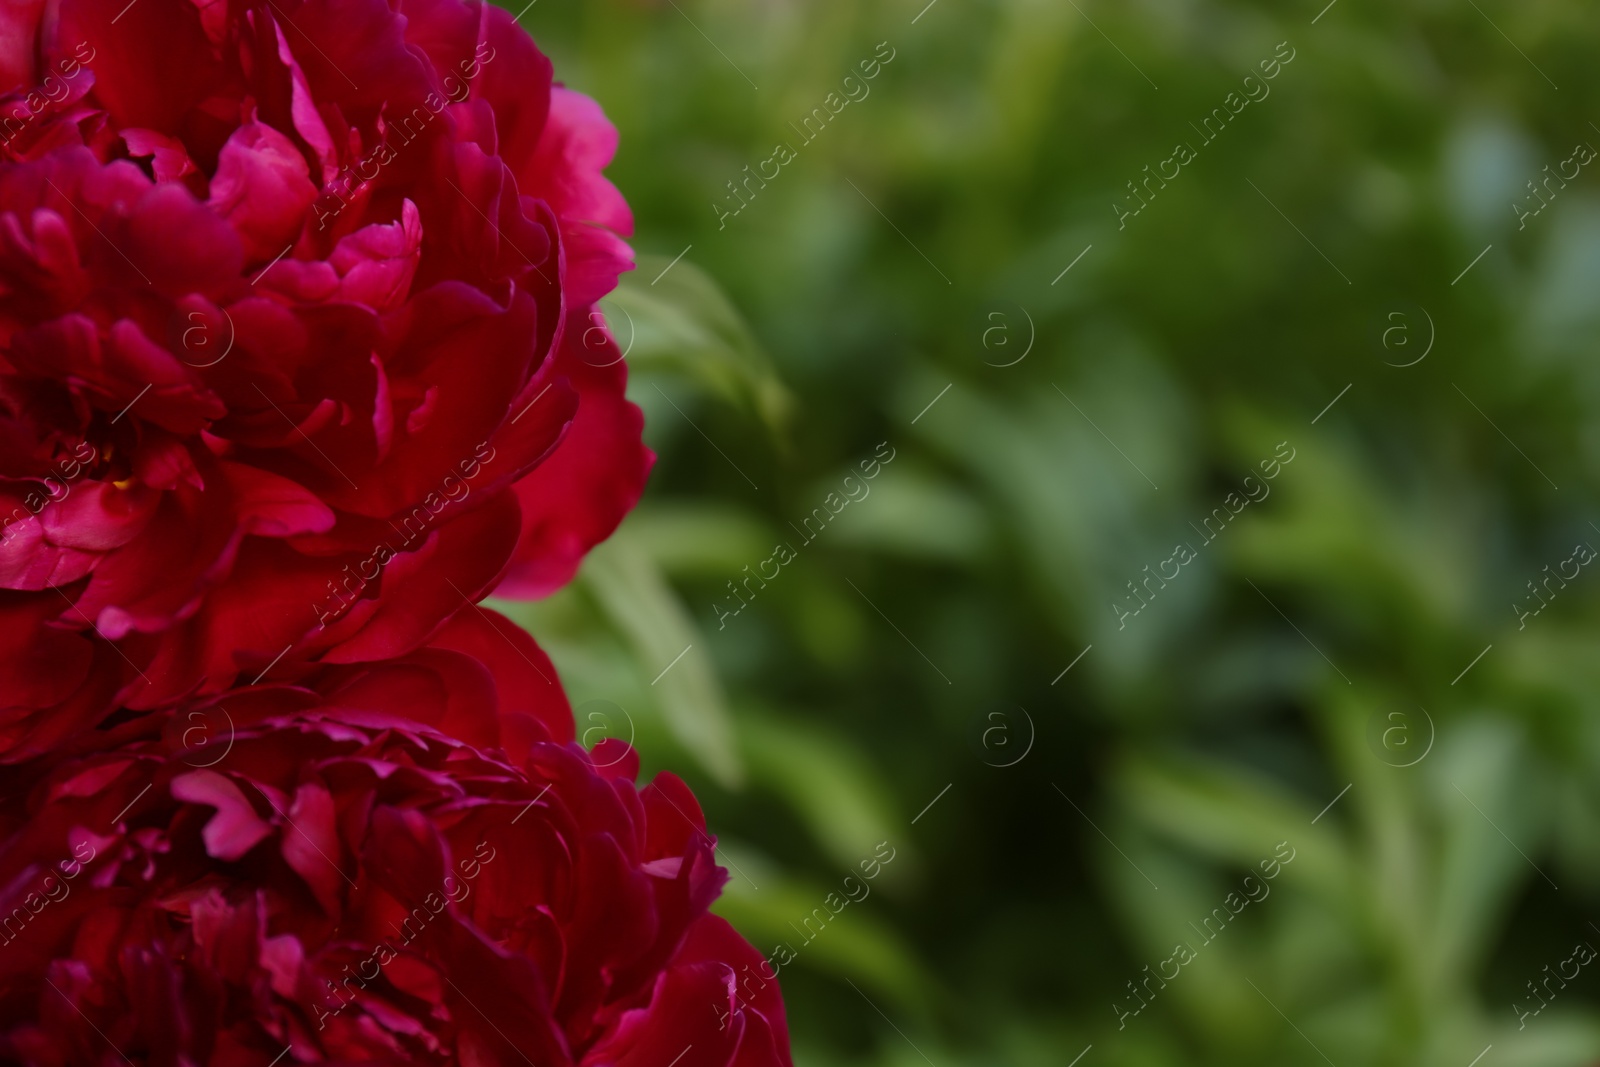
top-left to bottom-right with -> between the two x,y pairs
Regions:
0,616 -> 792,1065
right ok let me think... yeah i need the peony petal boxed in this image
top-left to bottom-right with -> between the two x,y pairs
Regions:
56,0 -> 220,132
319,283 -> 545,518
677,915 -> 794,1067
580,956 -> 741,1067
521,88 -> 635,307
70,479 -> 236,640
0,590 -> 94,710
497,318 -> 652,599
325,198 -> 423,310
207,120 -> 318,262
323,487 -> 522,664
170,769 -> 274,860
0,509 -> 100,589
0,0 -> 46,94
424,605 -> 573,745
121,128 -> 199,183
36,479 -> 161,551
219,461 -> 335,538
282,778 -> 345,915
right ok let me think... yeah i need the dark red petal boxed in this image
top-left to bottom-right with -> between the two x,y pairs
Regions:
268,0 -> 431,123
56,0 -> 220,132
323,486 -> 522,664
127,538 -> 341,707
425,605 -> 574,746
206,121 -> 318,263
219,461 -> 335,539
320,283 -> 540,518
640,772 -> 708,862
521,88 -> 635,307
0,0 -> 45,94
320,647 -> 501,750
282,777 -> 346,916
170,769 -> 274,861
0,510 -> 99,589
675,915 -> 794,1067
69,481 -> 236,640
581,957 -> 741,1067
399,0 -> 553,171
498,321 -> 652,599
0,590 -> 93,711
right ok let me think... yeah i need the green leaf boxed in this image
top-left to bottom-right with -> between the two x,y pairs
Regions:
740,710 -> 913,879
604,256 -> 792,434
579,535 -> 744,788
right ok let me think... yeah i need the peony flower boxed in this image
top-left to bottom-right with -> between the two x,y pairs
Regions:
0,0 -> 652,756
0,625 -> 791,1066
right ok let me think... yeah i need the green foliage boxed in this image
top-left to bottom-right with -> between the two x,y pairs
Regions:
502,0 -> 1600,1063
603,256 -> 793,434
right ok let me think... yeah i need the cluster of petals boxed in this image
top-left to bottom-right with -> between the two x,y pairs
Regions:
0,0 -> 651,757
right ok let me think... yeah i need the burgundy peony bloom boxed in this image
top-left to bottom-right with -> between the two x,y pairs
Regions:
0,0 -> 652,756
0,637 -> 791,1066
0,0 -> 790,1060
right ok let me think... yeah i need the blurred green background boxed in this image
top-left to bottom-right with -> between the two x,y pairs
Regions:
490,1 -> 1600,1064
